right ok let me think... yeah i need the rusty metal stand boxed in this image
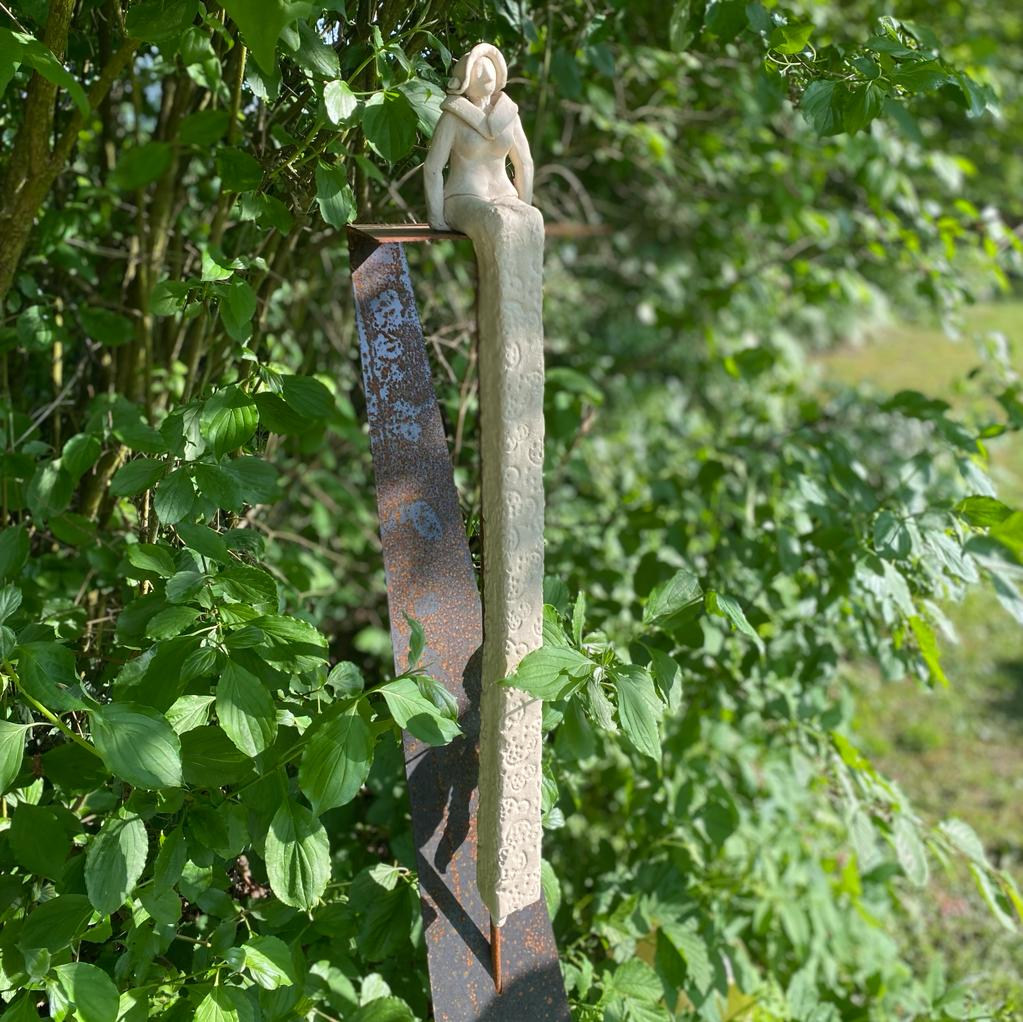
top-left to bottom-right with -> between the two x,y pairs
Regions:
348,224 -> 570,1022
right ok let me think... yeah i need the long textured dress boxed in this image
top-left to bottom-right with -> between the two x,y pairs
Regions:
441,92 -> 546,927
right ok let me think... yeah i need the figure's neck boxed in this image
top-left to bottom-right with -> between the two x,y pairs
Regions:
469,93 -> 496,112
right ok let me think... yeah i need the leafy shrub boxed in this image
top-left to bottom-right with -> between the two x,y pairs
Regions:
0,1 -> 1020,1020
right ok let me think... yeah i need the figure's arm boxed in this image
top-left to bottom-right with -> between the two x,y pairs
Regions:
509,117 -> 534,205
424,113 -> 456,230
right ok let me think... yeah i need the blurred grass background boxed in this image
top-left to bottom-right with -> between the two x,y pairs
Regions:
819,301 -> 1023,1001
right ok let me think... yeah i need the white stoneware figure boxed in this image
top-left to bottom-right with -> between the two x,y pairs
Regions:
424,43 -> 545,930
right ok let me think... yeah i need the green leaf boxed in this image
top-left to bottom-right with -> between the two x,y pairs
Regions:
201,386 -> 259,458
661,918 -> 713,994
315,162 -> 356,228
151,279 -> 191,315
844,81 -> 884,134
80,307 -> 134,347
221,456 -> 280,504
216,660 -> 278,757
353,864 -> 416,961
0,720 -> 27,793
611,958 -> 662,1002
146,605 -> 201,639
26,461 -> 73,519
264,798 -> 330,909
220,0 -> 313,73
18,894 -> 93,952
969,862 -> 1017,932
893,816 -> 929,887
831,730 -> 872,771
153,827 -> 188,890
540,858 -> 562,919
299,708 -> 373,813
940,817 -> 988,866
254,391 -> 307,434
615,664 -> 663,761
180,725 -> 253,785
874,510 -> 912,559
0,525 -> 30,578
327,661 -> 365,696
110,142 -> 173,190
378,677 -> 461,745
361,91 -> 418,163
286,20 -> 339,78
177,521 -> 231,562
0,27 -> 89,114
955,495 -> 1013,528
249,613 -> 328,671
10,803 -> 71,878
706,590 -> 763,649
166,693 -> 216,733
50,512 -> 97,548
769,22 -> 813,54
125,0 -> 200,44
892,60 -> 949,93
324,78 -> 358,124
61,433 -> 103,480
201,247 -> 235,282
154,467 -> 196,524
213,563 -> 278,605
643,568 -> 703,626
280,374 -> 335,419
704,0 -> 746,40
853,55 -> 881,79
909,615 -> 948,687
126,543 -> 177,578
0,996 -> 40,1022
90,702 -> 183,788
241,934 -> 296,989
110,458 -> 166,497
404,613 -> 426,668
194,462 -> 243,508
54,962 -> 119,1022
219,279 -> 257,341
801,79 -> 843,136
990,511 -> 1023,561
0,583 -> 20,623
85,811 -> 149,914
668,0 -> 697,52
179,108 -> 230,145
195,986 -> 254,1022
16,641 -> 87,711
506,642 -> 589,700
348,999 -> 415,1022
216,147 -> 263,192
123,408 -> 165,454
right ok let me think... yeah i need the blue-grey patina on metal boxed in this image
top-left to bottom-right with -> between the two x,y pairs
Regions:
348,225 -> 570,1022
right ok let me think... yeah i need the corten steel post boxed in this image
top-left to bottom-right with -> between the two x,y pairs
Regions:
347,223 -> 571,1022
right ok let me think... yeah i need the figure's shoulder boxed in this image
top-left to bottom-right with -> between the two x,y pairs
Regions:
494,92 -> 519,117
441,95 -> 492,138
489,92 -> 519,135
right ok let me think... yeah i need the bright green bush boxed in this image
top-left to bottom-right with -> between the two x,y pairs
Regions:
0,1 -> 1020,1020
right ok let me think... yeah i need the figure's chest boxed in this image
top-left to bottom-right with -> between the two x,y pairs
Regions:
453,117 -> 515,159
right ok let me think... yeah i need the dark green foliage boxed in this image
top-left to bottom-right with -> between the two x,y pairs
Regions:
0,0 -> 1021,1019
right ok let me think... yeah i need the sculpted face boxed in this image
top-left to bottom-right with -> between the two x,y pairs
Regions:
467,56 -> 498,102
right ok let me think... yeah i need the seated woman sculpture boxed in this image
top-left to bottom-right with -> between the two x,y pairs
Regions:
424,43 -> 539,237
423,44 -> 546,932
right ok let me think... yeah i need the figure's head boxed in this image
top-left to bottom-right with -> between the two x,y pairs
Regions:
468,57 -> 498,100
446,43 -> 508,99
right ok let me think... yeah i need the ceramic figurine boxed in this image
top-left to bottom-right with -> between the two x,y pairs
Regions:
424,43 -> 545,934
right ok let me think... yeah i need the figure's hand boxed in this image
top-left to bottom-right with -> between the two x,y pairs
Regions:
429,218 -> 450,232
